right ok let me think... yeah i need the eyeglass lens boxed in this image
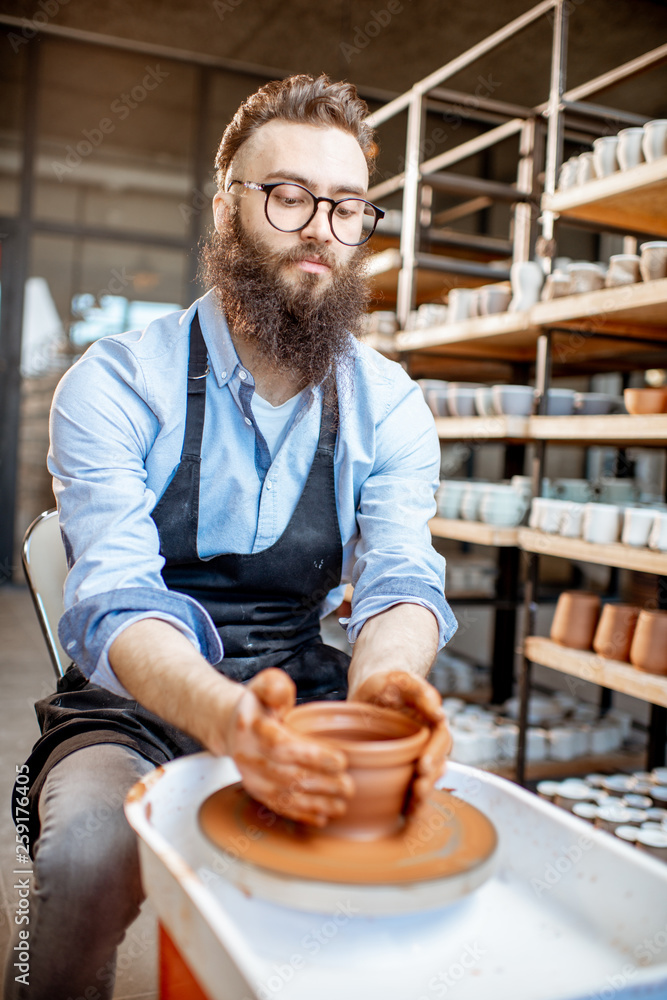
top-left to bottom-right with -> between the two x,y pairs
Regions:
266,184 -> 377,245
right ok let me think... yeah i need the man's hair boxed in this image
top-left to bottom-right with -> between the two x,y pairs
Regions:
215,73 -> 378,189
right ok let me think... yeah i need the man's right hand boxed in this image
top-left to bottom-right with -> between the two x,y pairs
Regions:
227,668 -> 354,826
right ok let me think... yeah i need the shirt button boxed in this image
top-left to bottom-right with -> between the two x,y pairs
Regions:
244,417 -> 252,426
221,370 -> 227,379
67,641 -> 76,651
266,480 -> 272,490
239,370 -> 247,380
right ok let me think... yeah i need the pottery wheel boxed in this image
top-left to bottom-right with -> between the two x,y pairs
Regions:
198,783 -> 498,915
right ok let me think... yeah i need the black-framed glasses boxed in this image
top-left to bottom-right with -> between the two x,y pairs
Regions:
228,180 -> 385,246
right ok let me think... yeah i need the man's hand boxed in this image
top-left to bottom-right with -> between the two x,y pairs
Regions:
227,668 -> 355,826
350,670 -> 451,812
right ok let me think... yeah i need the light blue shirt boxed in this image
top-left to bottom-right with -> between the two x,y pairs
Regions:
50,289 -> 457,695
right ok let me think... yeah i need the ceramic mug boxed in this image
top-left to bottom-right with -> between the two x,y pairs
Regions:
436,480 -> 467,519
630,610 -> 667,676
575,152 -> 596,185
478,283 -> 512,316
622,506 -> 657,547
605,254 -> 640,287
582,503 -> 621,545
639,241 -> 667,282
649,512 -> 667,551
593,604 -> 640,662
642,119 -> 667,163
617,127 -> 646,171
446,288 -> 476,323
557,158 -> 578,190
592,135 -> 619,177
550,591 -> 601,650
558,501 -> 585,538
567,261 -> 606,294
540,271 -> 571,300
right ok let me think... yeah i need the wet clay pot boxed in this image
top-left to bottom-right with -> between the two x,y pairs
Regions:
629,610 -> 667,675
550,591 -> 601,650
284,702 -> 429,841
593,604 -> 641,662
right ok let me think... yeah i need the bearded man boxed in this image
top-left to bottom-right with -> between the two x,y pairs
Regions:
5,74 -> 457,1000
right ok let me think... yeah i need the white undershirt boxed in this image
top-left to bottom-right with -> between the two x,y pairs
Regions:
251,390 -> 304,458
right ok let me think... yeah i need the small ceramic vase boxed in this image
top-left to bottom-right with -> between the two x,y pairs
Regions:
575,152 -> 596,185
508,261 -> 544,312
592,135 -> 619,177
593,604 -> 640,662
642,119 -> 667,163
550,591 -> 601,650
284,702 -> 430,841
629,610 -> 667,676
617,127 -> 646,171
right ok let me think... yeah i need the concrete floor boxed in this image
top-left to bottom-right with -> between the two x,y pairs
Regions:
0,584 -> 159,999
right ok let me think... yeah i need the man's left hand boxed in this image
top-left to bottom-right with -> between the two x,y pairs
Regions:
349,670 -> 451,812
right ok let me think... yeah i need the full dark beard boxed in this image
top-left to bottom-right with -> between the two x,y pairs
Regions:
199,210 -> 371,399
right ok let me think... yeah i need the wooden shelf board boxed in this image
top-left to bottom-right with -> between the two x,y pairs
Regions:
525,636 -> 667,709
433,415 -> 530,440
518,527 -> 667,574
529,413 -> 667,446
388,280 -> 667,363
542,158 -> 667,237
487,749 -> 647,782
431,413 -> 667,445
530,278 -> 667,334
430,517 -> 519,547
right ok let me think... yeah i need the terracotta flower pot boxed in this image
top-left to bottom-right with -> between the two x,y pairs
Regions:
284,702 -> 429,841
593,604 -> 641,662
550,591 -> 601,650
629,610 -> 667,675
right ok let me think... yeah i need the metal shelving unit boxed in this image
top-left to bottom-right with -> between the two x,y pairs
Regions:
365,0 -> 667,782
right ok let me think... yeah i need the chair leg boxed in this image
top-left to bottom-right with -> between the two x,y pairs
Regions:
159,922 -> 211,1000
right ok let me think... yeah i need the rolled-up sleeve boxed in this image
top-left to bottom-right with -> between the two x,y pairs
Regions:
49,339 -> 223,683
342,373 -> 457,649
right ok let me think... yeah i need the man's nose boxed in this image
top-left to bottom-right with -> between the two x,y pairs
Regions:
300,201 -> 333,244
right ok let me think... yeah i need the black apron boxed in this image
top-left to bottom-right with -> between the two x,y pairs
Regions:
19,310 -> 350,849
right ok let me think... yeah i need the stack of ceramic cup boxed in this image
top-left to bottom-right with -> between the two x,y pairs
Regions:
436,479 -> 529,528
557,119 -> 667,192
549,591 -> 667,677
528,493 -> 667,548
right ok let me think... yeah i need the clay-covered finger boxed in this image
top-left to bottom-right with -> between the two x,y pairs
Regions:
237,754 -> 354,799
248,667 -> 297,715
262,786 -> 350,824
252,714 -> 348,772
416,722 -> 452,775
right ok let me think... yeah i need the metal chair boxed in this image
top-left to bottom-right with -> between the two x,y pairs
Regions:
22,508 -> 68,679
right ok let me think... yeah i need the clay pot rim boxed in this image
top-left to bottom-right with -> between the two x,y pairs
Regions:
284,702 -> 430,768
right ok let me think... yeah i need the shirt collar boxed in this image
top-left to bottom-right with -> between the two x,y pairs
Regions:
191,288 -> 251,389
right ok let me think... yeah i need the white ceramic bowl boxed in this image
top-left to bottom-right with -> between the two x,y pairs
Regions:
491,384 -> 535,417
546,388 -> 576,416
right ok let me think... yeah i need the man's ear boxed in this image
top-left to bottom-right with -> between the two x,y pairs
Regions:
212,191 -> 234,233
